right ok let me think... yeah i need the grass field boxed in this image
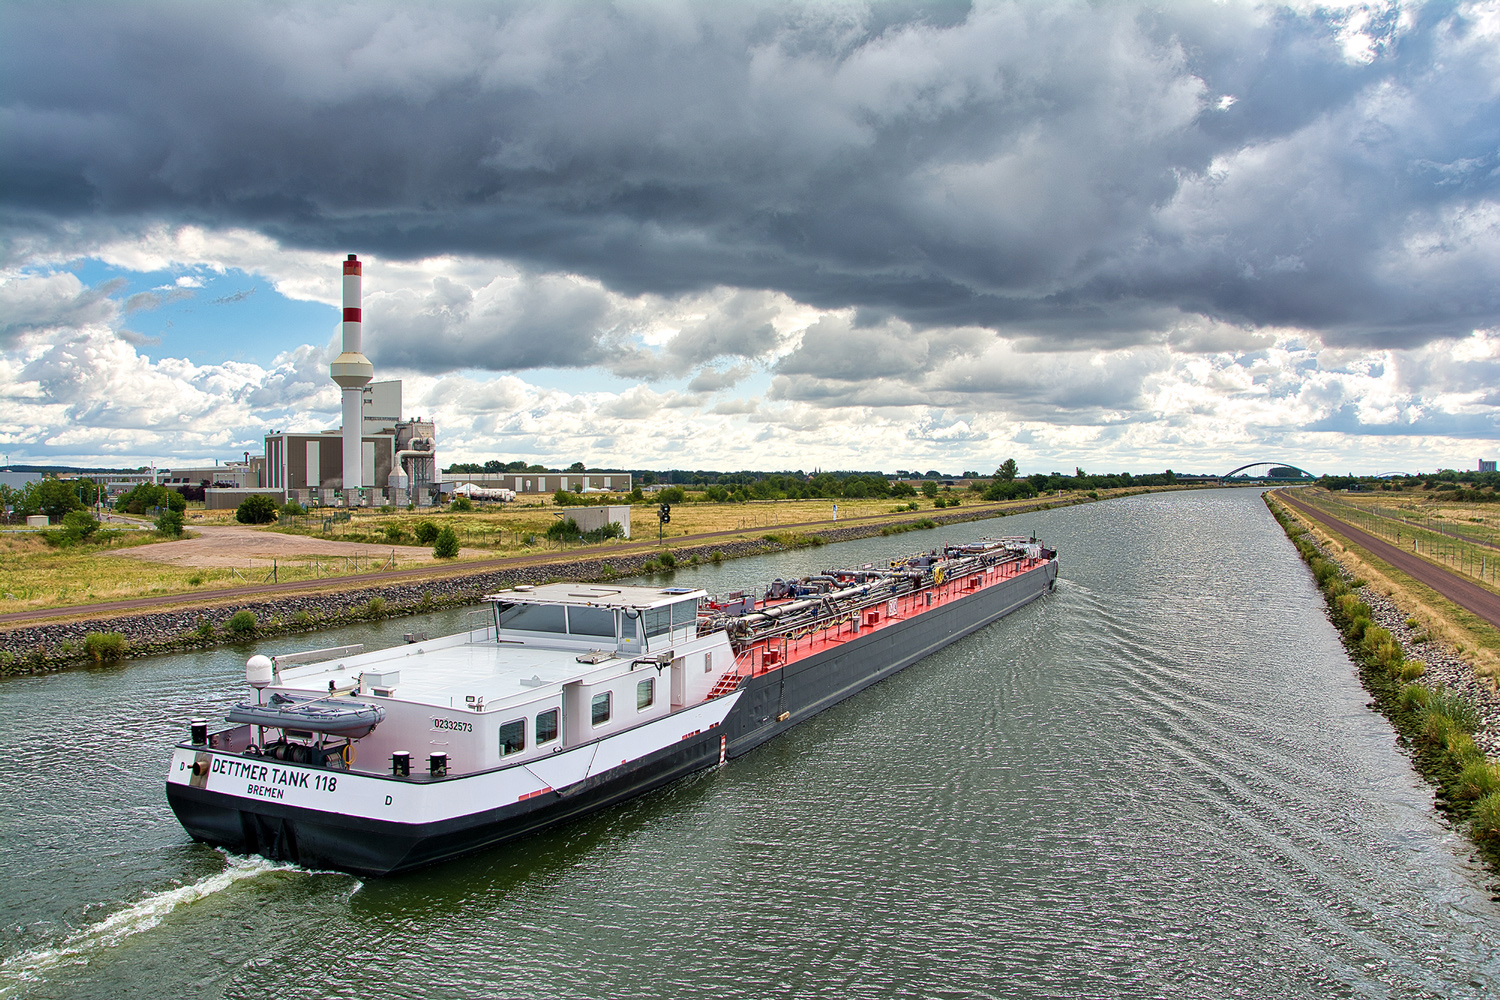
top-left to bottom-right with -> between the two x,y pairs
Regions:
251,495 -> 950,551
0,529 -> 225,610
1297,489 -> 1500,589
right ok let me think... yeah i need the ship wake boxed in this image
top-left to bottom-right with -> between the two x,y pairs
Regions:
0,852 -> 321,994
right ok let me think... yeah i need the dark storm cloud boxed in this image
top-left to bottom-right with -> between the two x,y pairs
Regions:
2,1 -> 1497,353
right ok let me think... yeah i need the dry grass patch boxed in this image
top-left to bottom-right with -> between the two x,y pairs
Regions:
0,531 -> 225,613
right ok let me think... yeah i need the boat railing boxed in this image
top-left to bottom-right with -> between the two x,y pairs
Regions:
465,609 -> 494,643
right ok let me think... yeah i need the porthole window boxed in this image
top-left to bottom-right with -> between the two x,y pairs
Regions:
591,691 -> 612,726
637,677 -> 655,711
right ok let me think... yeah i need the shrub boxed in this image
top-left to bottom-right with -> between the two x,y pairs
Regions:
82,631 -> 127,664
282,499 -> 306,515
227,610 -> 257,636
187,573 -> 205,586
1425,688 -> 1479,732
1359,626 -> 1403,671
61,509 -> 100,541
711,550 -> 723,564
414,521 -> 439,544
1397,683 -> 1430,712
236,494 -> 279,524
1472,793 -> 1500,841
658,550 -> 677,569
1454,761 -> 1500,804
195,620 -> 215,642
546,517 -> 581,541
1423,712 -> 1457,747
658,486 -> 686,504
1397,660 -> 1426,681
1334,593 -> 1370,622
363,597 -> 388,619
383,525 -> 406,543
293,610 -> 312,628
156,508 -> 186,537
433,526 -> 460,558
450,496 -> 473,512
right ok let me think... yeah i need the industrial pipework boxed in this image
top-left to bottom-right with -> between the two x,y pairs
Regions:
329,255 -> 374,505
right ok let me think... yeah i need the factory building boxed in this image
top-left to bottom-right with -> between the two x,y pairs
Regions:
255,255 -> 439,507
263,379 -> 438,506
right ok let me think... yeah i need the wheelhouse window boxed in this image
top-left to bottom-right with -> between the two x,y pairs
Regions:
497,603 -> 566,634
499,719 -> 526,756
567,606 -> 615,638
536,708 -> 559,744
636,677 -> 655,711
641,598 -> 700,639
591,692 -> 612,726
641,606 -> 672,638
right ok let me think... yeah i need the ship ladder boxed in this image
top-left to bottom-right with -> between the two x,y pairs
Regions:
707,669 -> 747,700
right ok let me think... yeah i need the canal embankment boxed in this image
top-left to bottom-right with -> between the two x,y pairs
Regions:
1266,491 -> 1500,859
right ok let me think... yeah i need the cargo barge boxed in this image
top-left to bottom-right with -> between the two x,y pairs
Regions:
166,536 -> 1058,874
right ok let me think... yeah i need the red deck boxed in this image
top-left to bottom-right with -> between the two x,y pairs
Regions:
705,555 -> 1050,699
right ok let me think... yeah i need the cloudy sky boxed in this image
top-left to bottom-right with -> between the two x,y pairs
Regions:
2,0 -> 1497,476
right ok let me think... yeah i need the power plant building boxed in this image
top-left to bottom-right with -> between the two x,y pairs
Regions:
263,380 -> 437,505
259,255 -> 439,506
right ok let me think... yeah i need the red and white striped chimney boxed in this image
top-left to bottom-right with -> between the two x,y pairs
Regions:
330,254 -> 374,505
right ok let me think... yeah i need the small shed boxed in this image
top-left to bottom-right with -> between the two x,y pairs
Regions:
564,505 -> 631,540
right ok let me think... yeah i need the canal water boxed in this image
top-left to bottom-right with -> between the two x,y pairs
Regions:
1,488 -> 1497,998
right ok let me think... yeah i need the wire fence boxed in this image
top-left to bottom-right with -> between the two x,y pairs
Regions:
1303,493 -> 1500,588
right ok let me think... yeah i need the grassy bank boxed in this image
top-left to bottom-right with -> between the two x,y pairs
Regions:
1266,493 -> 1500,866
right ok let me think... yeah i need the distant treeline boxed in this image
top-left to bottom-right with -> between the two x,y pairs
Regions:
1319,470 -> 1499,498
550,468 -> 1184,503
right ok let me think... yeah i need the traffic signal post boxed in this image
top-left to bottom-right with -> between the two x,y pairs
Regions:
657,503 -> 670,543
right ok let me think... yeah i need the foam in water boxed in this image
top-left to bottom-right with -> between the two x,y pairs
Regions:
0,852 -> 302,994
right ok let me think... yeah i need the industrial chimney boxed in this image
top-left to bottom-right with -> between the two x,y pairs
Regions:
330,254 -> 374,506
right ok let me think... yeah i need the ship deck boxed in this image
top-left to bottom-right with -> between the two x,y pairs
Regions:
714,552 -> 1050,696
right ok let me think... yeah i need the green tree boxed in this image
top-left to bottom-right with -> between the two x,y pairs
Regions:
235,494 -> 279,524
921,481 -> 939,499
433,526 -> 460,558
16,480 -> 86,520
996,459 -> 1018,482
658,486 -> 686,504
116,483 -> 185,515
567,461 -> 587,472
414,520 -> 440,544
